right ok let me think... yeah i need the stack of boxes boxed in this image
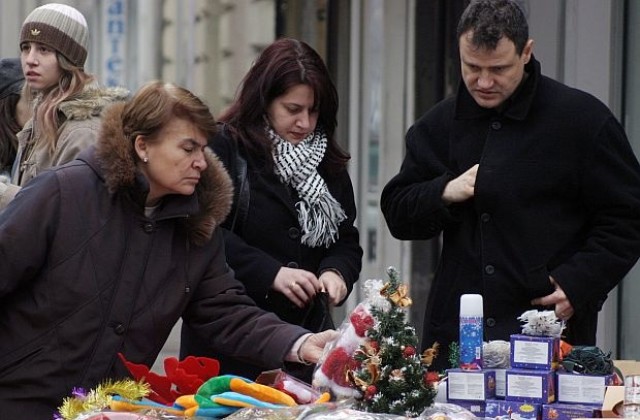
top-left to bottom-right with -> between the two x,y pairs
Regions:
485,333 -> 560,419
446,333 -> 614,419
546,348 -> 616,419
445,366 -> 497,417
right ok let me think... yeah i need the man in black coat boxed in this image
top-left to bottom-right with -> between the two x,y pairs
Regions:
381,0 -> 640,372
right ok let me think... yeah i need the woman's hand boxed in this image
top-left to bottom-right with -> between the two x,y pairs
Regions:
298,330 -> 339,364
273,267 -> 322,308
319,270 -> 347,306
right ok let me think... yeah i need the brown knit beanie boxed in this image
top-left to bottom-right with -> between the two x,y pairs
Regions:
20,3 -> 89,68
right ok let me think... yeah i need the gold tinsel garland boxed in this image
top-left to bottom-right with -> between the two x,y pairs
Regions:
57,379 -> 150,420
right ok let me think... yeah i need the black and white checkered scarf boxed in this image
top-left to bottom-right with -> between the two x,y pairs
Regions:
269,126 -> 347,248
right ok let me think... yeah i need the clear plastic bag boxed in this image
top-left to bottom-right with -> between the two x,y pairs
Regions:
419,402 -> 477,420
311,301 -> 374,399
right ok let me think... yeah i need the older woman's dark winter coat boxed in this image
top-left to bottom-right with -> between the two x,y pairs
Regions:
0,103 -> 309,419
381,56 -> 640,372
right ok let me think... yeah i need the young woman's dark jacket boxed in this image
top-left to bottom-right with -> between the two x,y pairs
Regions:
381,56 -> 640,371
0,103 -> 309,419
181,126 -> 362,379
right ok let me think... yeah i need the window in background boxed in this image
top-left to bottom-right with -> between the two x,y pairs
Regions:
619,0 -> 640,360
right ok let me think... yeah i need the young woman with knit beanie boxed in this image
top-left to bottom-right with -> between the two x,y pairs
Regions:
180,38 -> 363,383
0,3 -> 128,209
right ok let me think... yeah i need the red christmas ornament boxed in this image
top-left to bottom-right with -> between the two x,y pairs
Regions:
424,371 -> 440,385
365,384 -> 377,399
403,345 -> 416,357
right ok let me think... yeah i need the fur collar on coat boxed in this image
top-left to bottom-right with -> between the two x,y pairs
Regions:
48,84 -> 130,122
18,84 -> 130,146
95,102 -> 234,246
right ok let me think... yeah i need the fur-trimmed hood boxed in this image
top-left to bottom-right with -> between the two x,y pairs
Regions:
40,83 -> 130,121
92,102 -> 234,245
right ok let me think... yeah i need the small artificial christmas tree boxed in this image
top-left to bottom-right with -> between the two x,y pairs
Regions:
348,266 -> 438,417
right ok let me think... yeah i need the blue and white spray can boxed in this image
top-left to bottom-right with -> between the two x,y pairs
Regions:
459,294 -> 483,370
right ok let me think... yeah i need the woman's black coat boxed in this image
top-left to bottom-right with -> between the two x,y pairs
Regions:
181,127 -> 363,380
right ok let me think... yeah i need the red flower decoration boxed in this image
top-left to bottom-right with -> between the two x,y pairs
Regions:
118,353 -> 220,404
321,347 -> 354,387
350,306 -> 374,337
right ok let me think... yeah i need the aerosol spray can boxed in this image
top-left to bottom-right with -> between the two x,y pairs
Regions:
459,294 -> 483,370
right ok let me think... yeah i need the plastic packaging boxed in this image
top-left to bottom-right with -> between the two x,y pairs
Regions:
624,375 -> 640,418
256,368 -> 323,404
459,294 -> 483,370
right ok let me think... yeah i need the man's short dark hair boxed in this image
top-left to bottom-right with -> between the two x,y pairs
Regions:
456,0 -> 529,55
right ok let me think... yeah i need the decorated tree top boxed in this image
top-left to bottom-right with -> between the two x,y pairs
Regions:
348,266 -> 438,417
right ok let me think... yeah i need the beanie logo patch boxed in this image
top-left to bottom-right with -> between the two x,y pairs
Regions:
30,28 -> 41,36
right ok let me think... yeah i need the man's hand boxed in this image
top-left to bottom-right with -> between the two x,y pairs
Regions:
442,164 -> 479,204
530,276 -> 575,321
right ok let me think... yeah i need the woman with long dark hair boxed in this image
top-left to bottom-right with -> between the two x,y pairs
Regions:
181,38 -> 363,382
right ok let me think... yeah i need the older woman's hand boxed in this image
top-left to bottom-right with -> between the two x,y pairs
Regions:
297,329 -> 339,364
